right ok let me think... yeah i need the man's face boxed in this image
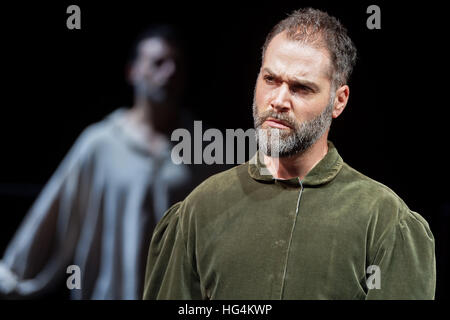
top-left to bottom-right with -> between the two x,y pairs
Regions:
130,37 -> 181,104
253,31 -> 335,157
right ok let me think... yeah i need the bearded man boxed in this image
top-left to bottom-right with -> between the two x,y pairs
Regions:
142,8 -> 436,300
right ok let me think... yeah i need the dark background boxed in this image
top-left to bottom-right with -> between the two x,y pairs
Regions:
0,0 -> 448,299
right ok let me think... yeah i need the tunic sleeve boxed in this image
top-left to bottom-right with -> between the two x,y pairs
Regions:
142,201 -> 203,300
366,209 -> 436,299
0,128 -> 94,298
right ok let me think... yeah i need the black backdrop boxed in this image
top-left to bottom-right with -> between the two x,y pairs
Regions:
0,0 -> 448,299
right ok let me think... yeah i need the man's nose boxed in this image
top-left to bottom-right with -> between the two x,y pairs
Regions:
270,83 -> 291,112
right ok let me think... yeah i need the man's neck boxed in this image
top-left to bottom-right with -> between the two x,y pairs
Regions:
263,135 -> 329,181
122,99 -> 173,155
129,98 -> 157,128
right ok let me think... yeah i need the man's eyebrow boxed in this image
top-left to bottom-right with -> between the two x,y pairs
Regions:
290,77 -> 320,92
262,67 -> 276,76
262,67 -> 320,92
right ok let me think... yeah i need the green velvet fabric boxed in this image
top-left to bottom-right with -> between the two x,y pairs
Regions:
143,141 -> 436,300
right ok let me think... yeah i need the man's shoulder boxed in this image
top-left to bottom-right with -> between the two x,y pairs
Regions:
337,161 -> 411,217
71,109 -> 123,155
183,162 -> 250,205
338,162 -> 433,260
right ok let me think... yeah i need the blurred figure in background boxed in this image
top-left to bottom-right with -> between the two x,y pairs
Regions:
0,25 -> 207,299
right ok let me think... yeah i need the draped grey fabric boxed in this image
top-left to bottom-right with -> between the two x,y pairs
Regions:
0,108 -> 196,299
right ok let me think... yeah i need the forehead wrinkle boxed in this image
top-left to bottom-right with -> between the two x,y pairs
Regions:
264,32 -> 332,82
263,54 -> 323,84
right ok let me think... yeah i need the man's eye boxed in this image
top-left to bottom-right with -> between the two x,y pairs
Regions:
263,75 -> 275,83
153,58 -> 165,67
291,85 -> 311,93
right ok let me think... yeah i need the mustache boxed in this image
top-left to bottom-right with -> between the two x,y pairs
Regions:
254,110 -> 298,129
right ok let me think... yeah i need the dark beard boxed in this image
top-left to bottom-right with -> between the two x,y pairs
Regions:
253,99 -> 333,158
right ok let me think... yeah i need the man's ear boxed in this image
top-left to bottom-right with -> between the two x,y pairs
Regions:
332,84 -> 350,119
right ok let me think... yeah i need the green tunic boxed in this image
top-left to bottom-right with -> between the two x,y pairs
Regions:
143,141 -> 436,299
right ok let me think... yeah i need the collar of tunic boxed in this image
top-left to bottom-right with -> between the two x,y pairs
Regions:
247,140 -> 344,187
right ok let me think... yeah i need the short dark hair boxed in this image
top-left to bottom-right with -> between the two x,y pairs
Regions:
262,8 -> 357,88
128,24 -> 182,64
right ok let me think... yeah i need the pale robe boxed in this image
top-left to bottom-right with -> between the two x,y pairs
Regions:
0,108 -> 198,299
